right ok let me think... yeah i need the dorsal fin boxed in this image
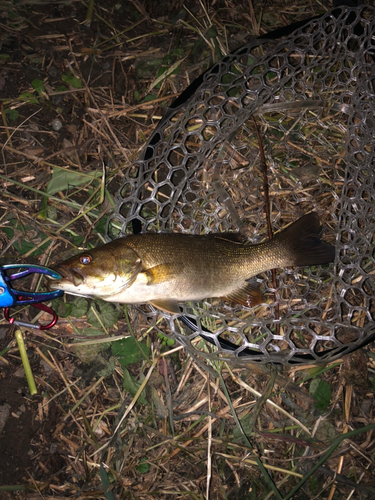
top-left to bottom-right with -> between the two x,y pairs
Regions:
211,233 -> 247,244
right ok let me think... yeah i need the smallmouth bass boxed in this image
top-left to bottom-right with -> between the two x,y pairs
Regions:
50,212 -> 335,314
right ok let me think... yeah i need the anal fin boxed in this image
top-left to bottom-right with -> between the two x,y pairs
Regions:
221,281 -> 264,308
149,299 -> 181,314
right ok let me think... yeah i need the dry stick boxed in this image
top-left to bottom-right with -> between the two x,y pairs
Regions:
249,119 -> 286,453
105,92 -> 181,119
251,365 -> 277,438
251,116 -> 279,323
161,357 -> 174,439
66,42 -> 129,163
206,372 -> 212,500
1,103 -> 12,148
247,0 -> 260,36
49,352 -> 77,403
15,329 -> 37,395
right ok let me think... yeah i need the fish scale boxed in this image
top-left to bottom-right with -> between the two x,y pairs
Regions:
51,213 -> 334,315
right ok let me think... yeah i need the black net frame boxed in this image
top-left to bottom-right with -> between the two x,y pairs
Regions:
106,6 -> 375,365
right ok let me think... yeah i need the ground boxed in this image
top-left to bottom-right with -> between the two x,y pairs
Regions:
0,1 -> 375,499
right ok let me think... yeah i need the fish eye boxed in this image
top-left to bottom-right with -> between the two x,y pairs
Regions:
79,254 -> 92,265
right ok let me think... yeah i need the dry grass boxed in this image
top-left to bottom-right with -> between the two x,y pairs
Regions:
1,1 -> 375,499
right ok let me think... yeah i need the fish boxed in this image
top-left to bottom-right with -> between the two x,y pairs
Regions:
49,212 -> 335,314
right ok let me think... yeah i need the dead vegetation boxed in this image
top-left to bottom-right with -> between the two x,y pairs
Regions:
1,1 -> 375,499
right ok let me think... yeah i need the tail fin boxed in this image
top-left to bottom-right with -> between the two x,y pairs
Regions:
277,212 -> 335,266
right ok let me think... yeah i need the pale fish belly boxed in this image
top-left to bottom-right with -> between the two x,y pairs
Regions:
101,269 -> 240,304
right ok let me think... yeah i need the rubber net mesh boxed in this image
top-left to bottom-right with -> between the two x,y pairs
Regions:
106,6 -> 375,365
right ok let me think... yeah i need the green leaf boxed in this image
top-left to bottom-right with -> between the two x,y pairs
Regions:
73,327 -> 111,364
149,386 -> 167,418
54,299 -> 74,318
136,457 -> 150,474
99,463 -> 116,500
31,79 -> 45,95
233,411 -> 253,442
62,71 -> 82,89
37,196 -> 48,220
18,92 -> 38,104
111,336 -> 150,367
135,57 -> 163,79
27,53 -> 44,65
309,378 -> 320,395
46,168 -> 101,195
87,300 -> 121,329
315,419 -> 338,443
143,94 -> 157,102
151,58 -> 182,90
4,108 -> 19,121
171,48 -> 184,57
0,54 -> 10,61
93,216 -> 108,234
46,205 -> 58,220
309,477 -> 320,495
2,218 -> 49,256
97,358 -> 116,378
309,379 -> 331,411
71,297 -> 89,318
206,26 -> 218,39
122,367 -> 147,404
54,297 -> 88,318
70,234 -> 85,247
157,332 -> 175,347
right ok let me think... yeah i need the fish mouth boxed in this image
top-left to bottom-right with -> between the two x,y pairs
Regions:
50,265 -> 86,288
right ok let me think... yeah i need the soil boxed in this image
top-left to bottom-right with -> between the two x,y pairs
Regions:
0,325 -> 66,489
0,375 -> 35,485
1,1 -> 375,499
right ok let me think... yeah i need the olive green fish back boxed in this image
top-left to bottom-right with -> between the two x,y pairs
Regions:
106,5 -> 375,365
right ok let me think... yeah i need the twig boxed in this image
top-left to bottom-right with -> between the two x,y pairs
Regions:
15,329 -> 37,395
251,116 -> 280,322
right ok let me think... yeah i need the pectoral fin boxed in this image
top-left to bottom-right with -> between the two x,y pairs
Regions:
222,282 -> 264,308
143,263 -> 179,285
119,258 -> 142,290
149,299 -> 181,314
